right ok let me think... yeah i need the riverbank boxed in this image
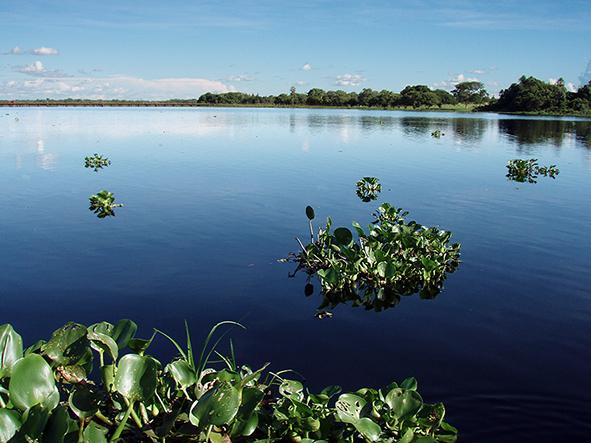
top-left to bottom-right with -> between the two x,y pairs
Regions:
0,100 -> 476,112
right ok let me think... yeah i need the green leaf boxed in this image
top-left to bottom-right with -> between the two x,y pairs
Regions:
0,409 -> 21,443
353,417 -> 381,441
400,377 -> 418,391
12,404 -> 50,441
9,354 -> 59,411
306,206 -> 315,220
42,322 -> 92,368
385,388 -> 423,419
189,381 -> 241,427
111,319 -> 138,351
166,360 -> 196,389
88,330 -> 118,362
279,379 -> 304,401
83,421 -> 108,443
0,324 -> 23,379
43,404 -> 75,443
334,227 -> 353,245
68,386 -> 100,419
335,393 -> 367,424
114,354 -> 158,402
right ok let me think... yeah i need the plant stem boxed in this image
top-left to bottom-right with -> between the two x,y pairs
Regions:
95,411 -> 114,426
110,401 -> 134,442
205,425 -> 213,441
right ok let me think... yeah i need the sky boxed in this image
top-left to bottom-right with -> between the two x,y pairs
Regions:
1,0 -> 590,100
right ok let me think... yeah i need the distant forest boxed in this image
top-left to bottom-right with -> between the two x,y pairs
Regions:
2,76 -> 591,116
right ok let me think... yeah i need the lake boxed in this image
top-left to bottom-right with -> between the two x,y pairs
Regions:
1,107 -> 590,442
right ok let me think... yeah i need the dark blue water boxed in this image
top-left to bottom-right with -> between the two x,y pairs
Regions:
1,107 -> 590,441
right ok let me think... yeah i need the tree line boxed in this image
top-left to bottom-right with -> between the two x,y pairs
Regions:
198,81 -> 488,109
483,76 -> 591,114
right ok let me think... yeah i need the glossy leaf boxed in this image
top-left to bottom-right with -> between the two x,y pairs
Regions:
0,409 -> 21,443
114,354 -> 158,402
189,381 -> 241,427
9,354 -> 59,411
0,324 -> 23,378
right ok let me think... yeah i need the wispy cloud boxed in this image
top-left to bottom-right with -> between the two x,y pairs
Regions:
4,46 -> 23,55
335,73 -> 365,87
0,75 -> 234,99
433,73 -> 480,89
302,63 -> 312,71
14,61 -> 71,78
2,46 -> 60,55
227,74 -> 255,82
31,47 -> 59,56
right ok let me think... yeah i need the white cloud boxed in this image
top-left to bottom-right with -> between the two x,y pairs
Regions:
469,69 -> 486,75
31,47 -> 59,56
335,73 -> 365,87
433,73 -> 480,90
302,63 -> 312,71
14,61 -> 71,78
19,61 -> 45,73
0,75 -> 234,99
567,82 -> 577,92
227,74 -> 255,82
295,80 -> 306,86
8,46 -> 22,55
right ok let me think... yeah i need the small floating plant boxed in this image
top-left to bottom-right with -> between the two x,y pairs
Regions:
356,176 -> 382,202
431,129 -> 444,138
89,190 -> 123,218
84,153 -> 111,172
506,159 -> 559,183
289,202 -> 461,313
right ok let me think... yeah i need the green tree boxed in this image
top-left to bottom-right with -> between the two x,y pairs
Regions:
399,85 -> 440,108
452,81 -> 488,105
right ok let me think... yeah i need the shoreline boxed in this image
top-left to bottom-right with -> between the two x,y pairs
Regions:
1,102 -> 590,119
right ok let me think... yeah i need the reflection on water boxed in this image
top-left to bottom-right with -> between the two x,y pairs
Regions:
1,107 -> 591,443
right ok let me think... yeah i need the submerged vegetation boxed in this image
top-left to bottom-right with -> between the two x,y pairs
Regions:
84,154 -> 111,172
291,203 -> 461,313
356,177 -> 382,202
0,320 -> 457,442
89,190 -> 123,218
506,159 -> 560,183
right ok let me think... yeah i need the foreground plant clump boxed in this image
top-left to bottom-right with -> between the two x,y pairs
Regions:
356,177 -> 382,202
84,154 -> 111,172
506,158 -> 559,183
292,204 -> 461,312
0,321 -> 458,442
89,190 -> 123,218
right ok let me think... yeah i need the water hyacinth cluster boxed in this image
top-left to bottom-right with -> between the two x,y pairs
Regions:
89,190 -> 123,218
506,158 -> 559,183
84,154 -> 111,172
356,177 -> 382,202
294,204 -> 461,312
0,321 -> 457,442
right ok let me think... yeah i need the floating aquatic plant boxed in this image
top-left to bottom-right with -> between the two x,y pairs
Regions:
84,153 -> 111,171
356,176 -> 382,202
89,190 -> 123,218
0,320 -> 457,442
506,159 -> 560,183
290,203 -> 461,313
431,129 -> 444,138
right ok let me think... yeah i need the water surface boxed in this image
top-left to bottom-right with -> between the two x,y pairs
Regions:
1,107 -> 590,442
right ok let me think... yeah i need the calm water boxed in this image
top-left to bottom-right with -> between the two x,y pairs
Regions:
1,107 -> 590,441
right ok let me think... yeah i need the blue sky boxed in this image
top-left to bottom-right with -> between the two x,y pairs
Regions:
1,0 -> 590,99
